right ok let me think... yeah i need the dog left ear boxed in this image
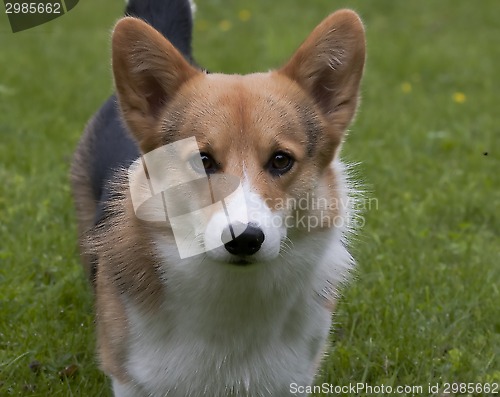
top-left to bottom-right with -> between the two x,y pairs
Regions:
279,10 -> 365,132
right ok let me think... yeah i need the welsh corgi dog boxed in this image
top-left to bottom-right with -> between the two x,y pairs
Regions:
71,0 -> 365,395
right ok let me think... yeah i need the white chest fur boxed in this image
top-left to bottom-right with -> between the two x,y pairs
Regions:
116,231 -> 352,397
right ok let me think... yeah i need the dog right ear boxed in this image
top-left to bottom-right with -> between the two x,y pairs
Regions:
112,17 -> 199,152
279,10 -> 365,134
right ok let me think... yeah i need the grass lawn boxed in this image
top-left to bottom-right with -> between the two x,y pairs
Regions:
1,0 -> 499,395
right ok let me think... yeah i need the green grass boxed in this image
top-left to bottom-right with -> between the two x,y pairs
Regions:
1,0 -> 499,395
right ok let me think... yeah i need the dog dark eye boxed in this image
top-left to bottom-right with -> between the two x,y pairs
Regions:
190,152 -> 218,174
268,152 -> 294,176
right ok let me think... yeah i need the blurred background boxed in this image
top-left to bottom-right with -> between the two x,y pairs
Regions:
1,1 -> 499,395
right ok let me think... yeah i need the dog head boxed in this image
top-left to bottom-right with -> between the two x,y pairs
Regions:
112,10 -> 365,266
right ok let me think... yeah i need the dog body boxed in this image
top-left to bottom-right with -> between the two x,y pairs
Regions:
71,1 -> 365,396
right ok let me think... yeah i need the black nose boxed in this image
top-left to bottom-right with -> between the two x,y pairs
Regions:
222,223 -> 265,256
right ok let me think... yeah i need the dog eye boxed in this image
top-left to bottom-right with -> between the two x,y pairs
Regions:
267,152 -> 294,176
190,152 -> 219,174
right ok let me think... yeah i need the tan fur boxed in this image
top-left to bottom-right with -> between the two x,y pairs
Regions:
72,9 -> 365,392
90,183 -> 170,378
95,263 -> 130,384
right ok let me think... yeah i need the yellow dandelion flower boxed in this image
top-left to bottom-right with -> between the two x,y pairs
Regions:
219,20 -> 232,32
401,82 -> 412,94
238,9 -> 251,22
403,192 -> 412,201
453,92 -> 466,104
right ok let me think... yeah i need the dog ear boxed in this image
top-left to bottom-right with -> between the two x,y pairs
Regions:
112,17 -> 199,151
279,10 -> 365,132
